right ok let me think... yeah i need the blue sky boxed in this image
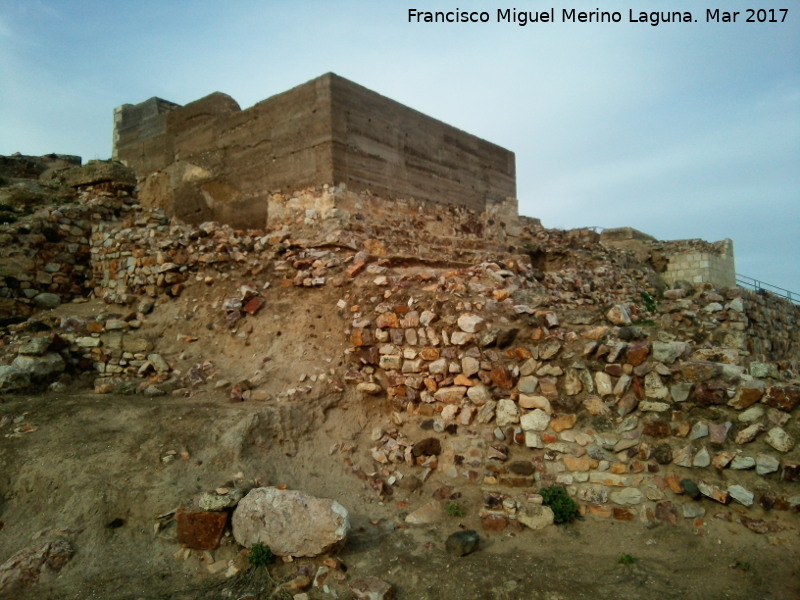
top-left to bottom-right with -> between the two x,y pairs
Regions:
1,1 -> 798,293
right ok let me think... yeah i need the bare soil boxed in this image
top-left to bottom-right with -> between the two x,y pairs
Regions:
2,390 -> 798,600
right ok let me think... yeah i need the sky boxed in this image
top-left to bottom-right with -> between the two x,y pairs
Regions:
1,1 -> 798,294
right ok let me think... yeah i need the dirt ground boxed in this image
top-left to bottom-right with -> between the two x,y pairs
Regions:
1,390 -> 798,600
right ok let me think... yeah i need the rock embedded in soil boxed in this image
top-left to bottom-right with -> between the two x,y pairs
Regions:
0,366 -> 31,393
11,352 -> 65,382
518,505 -> 555,530
350,577 -> 394,600
412,437 -> 442,457
232,487 -> 350,557
199,487 -> 245,511
764,427 -> 795,452
176,508 -> 229,550
0,539 -> 75,594
445,530 -> 480,556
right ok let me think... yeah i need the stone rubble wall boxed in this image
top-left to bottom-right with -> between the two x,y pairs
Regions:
1,177 -> 797,535
0,184 -> 136,324
342,262 -> 799,531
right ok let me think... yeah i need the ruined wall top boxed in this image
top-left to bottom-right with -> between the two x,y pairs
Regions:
113,73 -> 517,228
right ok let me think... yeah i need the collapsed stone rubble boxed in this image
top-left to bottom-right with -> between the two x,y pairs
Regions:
0,152 -> 798,597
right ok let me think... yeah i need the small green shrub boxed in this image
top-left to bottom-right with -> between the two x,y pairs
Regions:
632,319 -> 656,327
640,291 -> 658,313
445,500 -> 466,518
540,486 -> 579,524
248,542 -> 274,567
618,553 -> 637,565
732,560 -> 751,572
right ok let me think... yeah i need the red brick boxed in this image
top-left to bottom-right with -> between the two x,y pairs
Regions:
176,508 -> 228,550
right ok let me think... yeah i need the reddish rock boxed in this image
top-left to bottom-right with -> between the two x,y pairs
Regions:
740,516 -> 782,534
230,384 -> 244,402
679,361 -> 722,383
242,295 -> 264,315
697,481 -> 729,504
655,501 -> 679,524
86,321 -> 104,333
692,381 -> 727,405
176,508 -> 228,550
356,347 -> 380,365
0,539 -> 75,595
419,347 -> 440,361
480,513 -> 509,532
351,328 -> 374,347
728,381 -> 764,409
643,419 -> 671,439
375,312 -> 400,329
588,505 -> 613,519
612,507 -> 635,521
762,385 -> 800,412
490,366 -> 515,389
664,475 -> 683,494
626,342 -> 650,367
347,261 -> 366,278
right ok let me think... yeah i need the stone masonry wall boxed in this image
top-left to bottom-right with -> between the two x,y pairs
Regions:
0,184 -> 136,324
661,238 -> 736,288
1,183 -> 798,536
342,263 -> 799,532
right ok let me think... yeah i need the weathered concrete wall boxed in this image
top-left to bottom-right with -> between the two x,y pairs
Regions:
113,73 -> 516,228
328,75 -> 515,211
112,97 -> 180,171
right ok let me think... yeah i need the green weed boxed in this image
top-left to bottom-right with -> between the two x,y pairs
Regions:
540,486 -> 579,524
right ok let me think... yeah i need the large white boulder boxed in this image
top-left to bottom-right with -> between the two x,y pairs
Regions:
232,487 -> 350,557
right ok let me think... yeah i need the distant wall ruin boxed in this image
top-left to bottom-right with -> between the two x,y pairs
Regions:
113,73 -> 517,228
601,227 -> 736,290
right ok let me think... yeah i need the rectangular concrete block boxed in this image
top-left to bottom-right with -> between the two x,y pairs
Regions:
114,73 -> 516,227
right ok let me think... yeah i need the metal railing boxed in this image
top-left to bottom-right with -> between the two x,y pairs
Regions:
736,274 -> 798,305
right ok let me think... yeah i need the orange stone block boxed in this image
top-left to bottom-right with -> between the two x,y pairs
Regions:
176,507 -> 228,550
490,366 -> 515,389
588,505 -> 613,519
375,312 -> 400,329
612,507 -> 635,521
550,414 -> 577,433
563,456 -> 591,472
454,374 -> 474,387
419,348 -> 440,361
492,289 -> 510,301
665,475 -> 683,494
